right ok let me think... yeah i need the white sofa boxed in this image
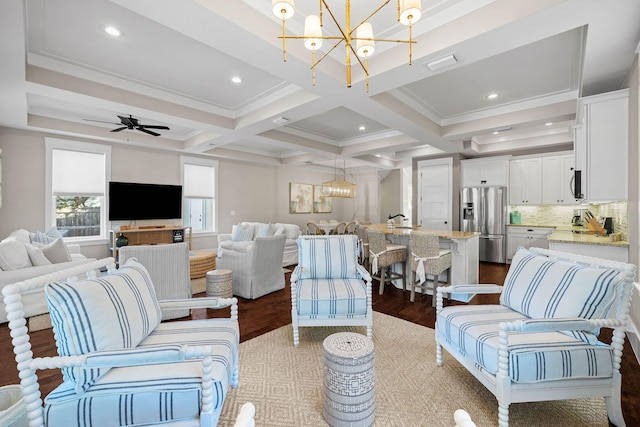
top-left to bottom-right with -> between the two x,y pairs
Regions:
217,222 -> 301,267
0,228 -> 94,323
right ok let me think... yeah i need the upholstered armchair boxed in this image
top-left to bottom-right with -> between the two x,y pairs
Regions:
3,257 -> 240,427
290,235 -> 372,347
119,242 -> 191,319
217,234 -> 287,299
435,247 -> 636,427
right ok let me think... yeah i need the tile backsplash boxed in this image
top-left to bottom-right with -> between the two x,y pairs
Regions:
509,202 -> 627,237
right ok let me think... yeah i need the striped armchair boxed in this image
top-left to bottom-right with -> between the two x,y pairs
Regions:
3,257 -> 239,427
290,235 -> 372,347
435,247 -> 636,427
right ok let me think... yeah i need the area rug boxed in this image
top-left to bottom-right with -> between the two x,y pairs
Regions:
217,312 -> 608,426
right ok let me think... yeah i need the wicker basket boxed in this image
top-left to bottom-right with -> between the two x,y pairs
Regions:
206,269 -> 233,298
189,251 -> 216,279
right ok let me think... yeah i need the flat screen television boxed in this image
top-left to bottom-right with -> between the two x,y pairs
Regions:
108,181 -> 182,221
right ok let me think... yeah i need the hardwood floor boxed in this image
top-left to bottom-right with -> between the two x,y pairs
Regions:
1,262 -> 638,425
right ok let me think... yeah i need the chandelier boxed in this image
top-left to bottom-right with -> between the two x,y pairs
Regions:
272,0 -> 422,91
323,159 -> 357,198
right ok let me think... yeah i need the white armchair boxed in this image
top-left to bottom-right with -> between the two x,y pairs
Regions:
435,247 -> 636,427
217,234 -> 287,299
291,235 -> 372,347
119,242 -> 191,319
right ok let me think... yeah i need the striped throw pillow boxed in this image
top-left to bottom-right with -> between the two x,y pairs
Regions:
500,247 -> 624,344
232,223 -> 255,241
297,235 -> 359,279
45,258 -> 162,393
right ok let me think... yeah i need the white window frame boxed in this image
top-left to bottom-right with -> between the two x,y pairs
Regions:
45,138 -> 111,244
181,156 -> 218,235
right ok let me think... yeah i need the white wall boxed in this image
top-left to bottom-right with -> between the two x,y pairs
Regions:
0,127 -> 382,258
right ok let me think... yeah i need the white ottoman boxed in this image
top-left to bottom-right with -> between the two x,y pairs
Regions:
322,332 -> 375,427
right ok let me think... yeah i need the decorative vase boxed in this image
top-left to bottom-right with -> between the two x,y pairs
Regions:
115,232 -> 129,247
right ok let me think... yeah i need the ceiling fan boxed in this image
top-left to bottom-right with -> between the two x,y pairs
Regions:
83,114 -> 170,136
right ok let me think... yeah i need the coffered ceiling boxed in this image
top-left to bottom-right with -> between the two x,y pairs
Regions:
1,0 -> 639,173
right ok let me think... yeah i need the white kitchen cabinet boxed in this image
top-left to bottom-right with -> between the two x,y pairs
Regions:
509,157 -> 542,204
542,154 -> 575,204
461,157 -> 510,187
575,89 -> 628,202
506,226 -> 553,262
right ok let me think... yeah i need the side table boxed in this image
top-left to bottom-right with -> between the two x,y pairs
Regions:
190,250 -> 216,279
322,332 -> 375,427
206,269 -> 233,298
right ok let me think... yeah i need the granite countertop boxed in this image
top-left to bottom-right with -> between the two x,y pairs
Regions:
367,224 -> 480,240
547,230 -> 629,247
507,224 -> 557,229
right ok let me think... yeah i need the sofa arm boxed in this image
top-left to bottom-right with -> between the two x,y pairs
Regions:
437,284 -> 503,295
500,317 -> 626,334
217,234 -> 232,245
159,297 -> 238,320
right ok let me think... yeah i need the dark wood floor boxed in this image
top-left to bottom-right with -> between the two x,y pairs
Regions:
1,262 -> 638,425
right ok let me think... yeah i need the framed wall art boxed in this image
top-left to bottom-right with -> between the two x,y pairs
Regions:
313,185 -> 332,213
289,182 -> 313,214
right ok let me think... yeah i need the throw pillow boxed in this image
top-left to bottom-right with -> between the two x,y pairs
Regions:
257,223 -> 276,237
45,258 -> 162,393
297,235 -> 359,279
0,240 -> 33,271
232,223 -> 255,242
25,244 -> 52,266
38,238 -> 72,264
32,227 -> 67,244
500,247 -> 624,344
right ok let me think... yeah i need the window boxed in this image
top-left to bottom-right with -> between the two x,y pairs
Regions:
181,156 -> 217,233
46,139 -> 111,241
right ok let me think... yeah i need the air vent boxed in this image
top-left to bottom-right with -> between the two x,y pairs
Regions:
425,54 -> 458,71
272,117 -> 289,125
492,126 -> 512,134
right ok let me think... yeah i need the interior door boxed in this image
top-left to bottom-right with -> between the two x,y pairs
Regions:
418,159 -> 452,231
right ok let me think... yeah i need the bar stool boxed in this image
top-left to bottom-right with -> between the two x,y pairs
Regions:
409,231 -> 451,306
366,229 -> 407,295
356,224 -> 370,270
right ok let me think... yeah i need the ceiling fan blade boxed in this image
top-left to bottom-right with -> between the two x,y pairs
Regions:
110,127 -> 127,132
137,127 -> 161,136
140,125 -> 171,130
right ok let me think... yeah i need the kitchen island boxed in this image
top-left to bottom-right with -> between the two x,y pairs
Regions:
366,224 -> 480,301
547,229 -> 629,262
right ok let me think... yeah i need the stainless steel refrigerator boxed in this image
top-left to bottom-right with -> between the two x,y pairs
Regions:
460,186 -> 507,263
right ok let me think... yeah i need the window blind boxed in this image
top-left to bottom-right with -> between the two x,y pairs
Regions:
184,163 -> 215,199
52,149 -> 105,196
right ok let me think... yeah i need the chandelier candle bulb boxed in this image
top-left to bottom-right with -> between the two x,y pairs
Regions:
304,15 -> 322,50
400,0 -> 422,25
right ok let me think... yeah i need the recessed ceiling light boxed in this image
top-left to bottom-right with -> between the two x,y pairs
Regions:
486,93 -> 499,100
104,26 -> 121,37
545,122 -> 553,126
359,125 -> 366,131
231,76 -> 242,84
